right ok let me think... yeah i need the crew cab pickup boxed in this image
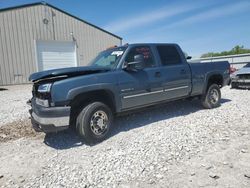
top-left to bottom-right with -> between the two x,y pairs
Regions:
28,43 -> 230,144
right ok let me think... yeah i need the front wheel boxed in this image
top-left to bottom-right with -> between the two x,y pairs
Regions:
201,84 -> 221,109
231,82 -> 237,89
76,102 -> 113,144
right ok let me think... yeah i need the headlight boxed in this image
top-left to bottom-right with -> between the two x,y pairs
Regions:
35,98 -> 49,107
36,83 -> 52,107
38,83 -> 52,93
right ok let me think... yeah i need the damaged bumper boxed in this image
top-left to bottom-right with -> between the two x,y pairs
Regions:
28,98 -> 70,133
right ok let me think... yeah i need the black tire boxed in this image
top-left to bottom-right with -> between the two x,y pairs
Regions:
231,82 -> 237,89
76,102 -> 113,144
201,84 -> 221,109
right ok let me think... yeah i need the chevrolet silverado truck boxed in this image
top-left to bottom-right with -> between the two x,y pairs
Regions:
28,43 -> 230,144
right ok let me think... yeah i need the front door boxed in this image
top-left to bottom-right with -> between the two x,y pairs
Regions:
118,46 -> 164,110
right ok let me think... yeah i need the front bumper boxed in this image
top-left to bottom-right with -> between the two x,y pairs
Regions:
29,98 -> 70,133
231,79 -> 250,89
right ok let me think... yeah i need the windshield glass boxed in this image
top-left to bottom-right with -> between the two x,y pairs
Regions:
89,47 -> 127,69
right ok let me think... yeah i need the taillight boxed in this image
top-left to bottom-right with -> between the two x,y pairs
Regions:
229,66 -> 236,74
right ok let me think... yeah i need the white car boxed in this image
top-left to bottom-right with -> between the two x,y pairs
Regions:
231,63 -> 250,89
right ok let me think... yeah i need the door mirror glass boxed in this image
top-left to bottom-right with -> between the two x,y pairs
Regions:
134,54 -> 144,63
124,54 -> 145,71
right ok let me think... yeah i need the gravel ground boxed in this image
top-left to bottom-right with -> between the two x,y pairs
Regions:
0,86 -> 250,187
0,85 -> 32,126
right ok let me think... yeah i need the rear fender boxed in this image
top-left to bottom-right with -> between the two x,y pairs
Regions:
203,71 -> 223,94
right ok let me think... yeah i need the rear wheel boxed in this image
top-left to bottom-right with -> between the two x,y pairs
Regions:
76,102 -> 113,144
201,84 -> 221,109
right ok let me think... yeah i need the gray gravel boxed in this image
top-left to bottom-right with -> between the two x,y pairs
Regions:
0,85 -> 32,126
0,86 -> 250,187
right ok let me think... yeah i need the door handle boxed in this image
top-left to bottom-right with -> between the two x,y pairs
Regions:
155,71 -> 161,77
180,69 -> 186,74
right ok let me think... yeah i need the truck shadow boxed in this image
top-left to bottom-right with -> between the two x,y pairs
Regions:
44,98 -> 231,150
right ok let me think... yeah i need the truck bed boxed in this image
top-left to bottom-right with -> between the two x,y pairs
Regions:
189,61 -> 230,96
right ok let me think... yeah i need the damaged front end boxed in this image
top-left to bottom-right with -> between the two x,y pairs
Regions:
28,79 -> 71,133
28,66 -> 111,133
231,74 -> 250,89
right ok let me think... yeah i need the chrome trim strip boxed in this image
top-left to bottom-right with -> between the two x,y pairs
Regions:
123,85 -> 189,99
164,86 -> 189,92
123,90 -> 164,99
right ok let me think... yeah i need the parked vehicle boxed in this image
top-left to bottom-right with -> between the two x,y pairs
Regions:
231,63 -> 250,89
28,43 -> 230,144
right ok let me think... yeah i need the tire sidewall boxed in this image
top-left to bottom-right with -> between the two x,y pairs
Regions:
204,84 -> 221,108
77,102 -> 113,144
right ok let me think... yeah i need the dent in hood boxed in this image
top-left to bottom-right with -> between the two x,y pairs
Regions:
29,66 -> 111,82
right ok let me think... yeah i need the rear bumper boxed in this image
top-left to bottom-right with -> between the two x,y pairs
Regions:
29,98 -> 70,133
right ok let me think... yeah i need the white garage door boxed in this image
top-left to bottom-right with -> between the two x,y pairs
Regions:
36,41 -> 77,71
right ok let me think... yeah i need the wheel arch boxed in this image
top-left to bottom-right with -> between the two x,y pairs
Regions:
68,89 -> 117,129
203,73 -> 223,94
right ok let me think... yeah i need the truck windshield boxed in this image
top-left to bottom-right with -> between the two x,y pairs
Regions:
89,47 -> 127,69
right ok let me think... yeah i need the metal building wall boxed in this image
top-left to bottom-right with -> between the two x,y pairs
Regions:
192,53 -> 250,69
0,4 -> 121,85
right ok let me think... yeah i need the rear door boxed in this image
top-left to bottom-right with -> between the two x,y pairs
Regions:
118,45 -> 165,110
155,45 -> 191,99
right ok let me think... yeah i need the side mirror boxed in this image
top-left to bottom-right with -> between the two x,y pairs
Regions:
186,56 -> 192,60
124,54 -> 145,71
134,54 -> 144,63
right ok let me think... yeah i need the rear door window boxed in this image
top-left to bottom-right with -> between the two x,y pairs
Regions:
156,45 -> 182,65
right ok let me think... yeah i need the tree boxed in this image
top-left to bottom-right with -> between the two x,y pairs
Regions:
201,45 -> 250,58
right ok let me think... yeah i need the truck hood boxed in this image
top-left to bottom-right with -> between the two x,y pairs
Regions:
29,66 -> 111,82
235,67 -> 250,75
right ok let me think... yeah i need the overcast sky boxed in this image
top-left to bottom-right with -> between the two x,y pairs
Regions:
1,0 -> 250,58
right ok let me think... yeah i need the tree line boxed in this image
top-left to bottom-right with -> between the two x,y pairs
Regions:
201,45 -> 250,58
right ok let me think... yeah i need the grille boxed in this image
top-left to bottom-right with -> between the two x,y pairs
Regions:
238,74 -> 250,79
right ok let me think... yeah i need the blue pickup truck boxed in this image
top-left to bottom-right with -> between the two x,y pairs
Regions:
29,43 -> 230,144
